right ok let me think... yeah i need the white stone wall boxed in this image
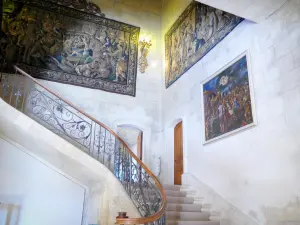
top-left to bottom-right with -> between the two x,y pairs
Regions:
38,0 -> 163,167
0,136 -> 85,225
161,0 -> 300,224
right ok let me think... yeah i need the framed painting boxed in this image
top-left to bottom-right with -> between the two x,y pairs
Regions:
201,52 -> 256,144
165,1 -> 243,88
1,0 -> 140,96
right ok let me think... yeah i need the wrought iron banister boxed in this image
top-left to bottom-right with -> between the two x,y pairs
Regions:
0,62 -> 166,225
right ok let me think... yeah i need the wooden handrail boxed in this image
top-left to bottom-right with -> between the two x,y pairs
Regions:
12,66 -> 166,224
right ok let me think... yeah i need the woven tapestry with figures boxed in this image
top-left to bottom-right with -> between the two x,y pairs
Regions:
1,0 -> 140,96
165,1 -> 243,88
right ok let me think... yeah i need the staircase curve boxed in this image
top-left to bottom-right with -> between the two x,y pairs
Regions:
0,59 -> 166,225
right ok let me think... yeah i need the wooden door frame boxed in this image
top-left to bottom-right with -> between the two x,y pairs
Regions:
174,121 -> 183,185
137,131 -> 143,161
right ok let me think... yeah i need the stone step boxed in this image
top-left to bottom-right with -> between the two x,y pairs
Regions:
164,184 -> 189,191
209,216 -> 222,221
185,190 -> 197,197
166,211 -> 211,221
166,220 -> 220,225
167,203 -> 202,212
167,196 -> 194,204
201,203 -> 212,212
210,211 -> 221,217
165,190 -> 188,197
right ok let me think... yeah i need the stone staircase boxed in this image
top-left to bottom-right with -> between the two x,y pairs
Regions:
164,184 -> 221,225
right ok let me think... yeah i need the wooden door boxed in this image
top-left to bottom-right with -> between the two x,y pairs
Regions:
174,122 -> 183,185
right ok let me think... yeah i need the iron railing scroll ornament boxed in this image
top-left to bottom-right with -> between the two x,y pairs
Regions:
0,60 -> 166,225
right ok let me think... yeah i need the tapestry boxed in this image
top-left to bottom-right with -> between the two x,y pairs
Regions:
201,53 -> 256,144
1,0 -> 140,96
165,1 -> 243,88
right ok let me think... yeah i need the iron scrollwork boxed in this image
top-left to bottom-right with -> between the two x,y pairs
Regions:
27,89 -> 92,149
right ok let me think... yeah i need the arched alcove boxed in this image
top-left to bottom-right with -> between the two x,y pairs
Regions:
117,125 -> 144,161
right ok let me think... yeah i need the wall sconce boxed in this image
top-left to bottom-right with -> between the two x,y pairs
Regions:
138,38 -> 152,73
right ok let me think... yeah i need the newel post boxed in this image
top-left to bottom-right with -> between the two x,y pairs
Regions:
116,212 -> 128,219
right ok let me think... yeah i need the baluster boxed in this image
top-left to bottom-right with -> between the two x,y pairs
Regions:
118,141 -> 122,181
114,139 -> 121,179
127,150 -> 131,192
129,155 -> 132,197
108,133 -> 113,171
123,145 -> 127,188
126,147 -> 129,191
117,140 -> 121,179
97,126 -> 102,161
120,143 -> 124,183
122,144 -> 127,187
89,121 -> 95,156
103,128 -> 107,165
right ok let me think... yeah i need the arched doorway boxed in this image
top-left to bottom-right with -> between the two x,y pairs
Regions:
117,125 -> 143,161
117,125 -> 143,183
174,121 -> 183,185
